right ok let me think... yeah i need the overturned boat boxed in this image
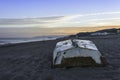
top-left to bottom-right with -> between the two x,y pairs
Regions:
53,39 -> 106,68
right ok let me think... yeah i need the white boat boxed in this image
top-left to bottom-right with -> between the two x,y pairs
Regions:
53,39 -> 106,68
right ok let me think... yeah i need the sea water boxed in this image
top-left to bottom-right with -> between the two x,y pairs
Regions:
0,36 -> 63,46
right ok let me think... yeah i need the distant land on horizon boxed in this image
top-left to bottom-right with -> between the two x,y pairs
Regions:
0,25 -> 120,38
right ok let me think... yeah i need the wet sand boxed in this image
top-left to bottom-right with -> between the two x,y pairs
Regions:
0,35 -> 120,80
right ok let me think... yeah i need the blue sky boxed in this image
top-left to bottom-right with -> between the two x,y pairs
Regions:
0,0 -> 120,28
0,0 -> 120,37
0,0 -> 120,18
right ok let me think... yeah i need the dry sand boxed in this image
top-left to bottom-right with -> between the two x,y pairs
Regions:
0,35 -> 120,80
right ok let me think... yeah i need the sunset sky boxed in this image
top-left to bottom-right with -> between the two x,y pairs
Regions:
0,0 -> 120,38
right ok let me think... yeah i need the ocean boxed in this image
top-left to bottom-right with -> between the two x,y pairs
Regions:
0,36 -> 63,46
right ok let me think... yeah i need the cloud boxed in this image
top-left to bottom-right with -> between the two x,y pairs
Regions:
83,12 -> 120,16
0,15 -> 83,27
0,17 -> 62,25
0,11 -> 120,27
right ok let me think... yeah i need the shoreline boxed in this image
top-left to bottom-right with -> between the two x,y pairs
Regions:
0,36 -> 65,47
0,34 -> 119,48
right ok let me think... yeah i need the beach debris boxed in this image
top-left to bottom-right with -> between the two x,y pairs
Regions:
53,39 -> 106,68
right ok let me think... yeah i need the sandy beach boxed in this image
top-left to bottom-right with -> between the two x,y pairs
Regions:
0,34 -> 120,80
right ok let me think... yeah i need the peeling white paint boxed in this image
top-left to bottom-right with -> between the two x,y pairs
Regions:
53,39 -> 102,65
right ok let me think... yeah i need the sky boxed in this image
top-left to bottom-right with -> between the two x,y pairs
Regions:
0,0 -> 120,18
0,0 -> 120,37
